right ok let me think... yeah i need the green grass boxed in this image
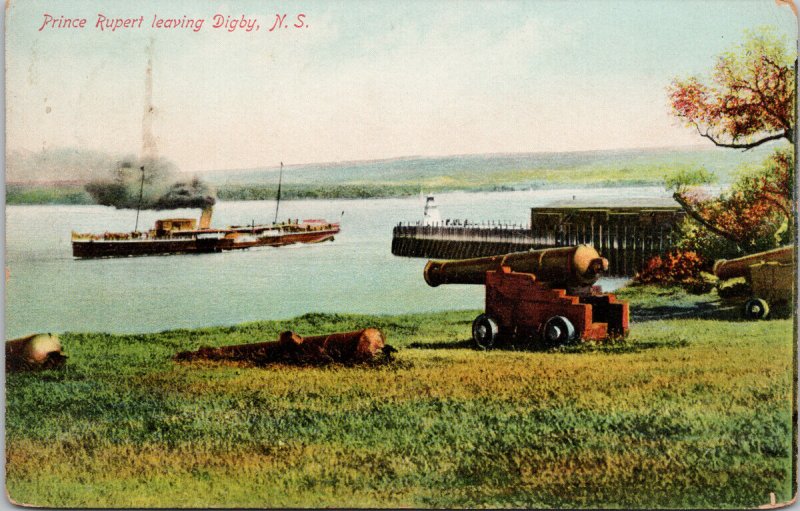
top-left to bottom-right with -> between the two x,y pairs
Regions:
5,287 -> 795,508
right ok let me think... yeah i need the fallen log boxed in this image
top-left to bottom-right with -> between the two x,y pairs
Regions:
174,328 -> 392,366
6,333 -> 67,371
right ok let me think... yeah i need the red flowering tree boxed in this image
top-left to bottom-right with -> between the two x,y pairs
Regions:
669,28 -> 794,150
667,28 -> 795,259
670,148 -> 793,257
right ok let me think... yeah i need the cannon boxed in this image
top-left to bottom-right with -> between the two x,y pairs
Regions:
174,328 -> 391,365
6,333 -> 67,371
713,246 -> 794,320
424,245 -> 629,348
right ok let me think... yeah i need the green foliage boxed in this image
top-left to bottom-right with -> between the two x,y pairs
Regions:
675,215 -> 745,263
664,167 -> 716,193
669,26 -> 794,149
217,183 -> 423,201
6,184 -> 94,205
6,301 -> 794,508
674,148 -> 794,260
668,27 -> 794,262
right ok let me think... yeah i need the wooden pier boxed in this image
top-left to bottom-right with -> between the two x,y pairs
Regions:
391,199 -> 686,277
392,223 -> 535,260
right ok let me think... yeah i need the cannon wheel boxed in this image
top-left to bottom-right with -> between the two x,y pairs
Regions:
542,316 -> 576,346
743,298 -> 770,320
472,314 -> 499,349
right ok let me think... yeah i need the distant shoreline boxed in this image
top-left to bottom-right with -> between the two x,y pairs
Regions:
7,143 -> 778,205
6,179 -> 674,205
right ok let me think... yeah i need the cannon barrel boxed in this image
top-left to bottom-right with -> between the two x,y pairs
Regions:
174,328 -> 387,365
6,333 -> 67,371
713,246 -> 794,281
424,245 -> 609,287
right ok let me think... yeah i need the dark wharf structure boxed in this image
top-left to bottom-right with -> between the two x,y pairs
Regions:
392,198 -> 685,277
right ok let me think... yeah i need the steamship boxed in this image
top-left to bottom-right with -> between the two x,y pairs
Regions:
71,206 -> 341,258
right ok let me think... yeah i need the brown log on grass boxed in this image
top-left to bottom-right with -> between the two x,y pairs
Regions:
6,333 -> 67,371
174,328 -> 389,365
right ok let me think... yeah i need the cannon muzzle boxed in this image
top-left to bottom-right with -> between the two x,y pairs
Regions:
713,246 -> 794,281
6,333 -> 67,371
424,245 -> 609,287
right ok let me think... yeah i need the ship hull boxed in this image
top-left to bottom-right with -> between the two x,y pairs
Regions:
72,228 -> 338,258
230,229 -> 338,249
72,237 -> 230,259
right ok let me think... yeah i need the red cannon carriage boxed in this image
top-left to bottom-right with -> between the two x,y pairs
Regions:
424,245 -> 629,348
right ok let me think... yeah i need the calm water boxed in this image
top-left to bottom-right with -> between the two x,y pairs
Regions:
5,187 -> 669,337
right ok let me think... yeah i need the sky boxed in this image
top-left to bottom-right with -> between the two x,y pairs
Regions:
5,0 -> 798,172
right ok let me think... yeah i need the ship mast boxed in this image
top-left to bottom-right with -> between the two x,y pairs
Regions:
134,165 -> 145,232
137,38 -> 156,233
273,161 -> 283,224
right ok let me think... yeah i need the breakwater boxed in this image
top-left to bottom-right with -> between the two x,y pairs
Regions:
392,203 -> 686,277
392,223 -> 535,260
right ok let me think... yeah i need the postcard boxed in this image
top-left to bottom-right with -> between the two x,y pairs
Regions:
5,0 -> 798,508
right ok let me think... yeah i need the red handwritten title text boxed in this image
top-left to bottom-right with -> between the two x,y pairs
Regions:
37,13 -> 308,33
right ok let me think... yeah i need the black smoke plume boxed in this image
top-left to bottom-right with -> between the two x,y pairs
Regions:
152,178 -> 216,209
85,156 -> 216,210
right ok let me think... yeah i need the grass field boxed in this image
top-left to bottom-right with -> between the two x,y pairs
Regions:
5,286 -> 795,508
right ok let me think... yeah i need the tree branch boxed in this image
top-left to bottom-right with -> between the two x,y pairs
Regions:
749,63 -> 793,130
694,124 -> 790,150
672,192 -> 743,249
758,193 -> 792,219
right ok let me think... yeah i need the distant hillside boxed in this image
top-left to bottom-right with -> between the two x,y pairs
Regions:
200,144 -> 781,188
5,143 -> 787,204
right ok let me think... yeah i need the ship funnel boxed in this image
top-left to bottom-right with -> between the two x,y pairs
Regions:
199,206 -> 213,229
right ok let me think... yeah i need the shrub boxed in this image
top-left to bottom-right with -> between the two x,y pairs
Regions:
636,250 -> 706,288
670,148 -> 793,262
